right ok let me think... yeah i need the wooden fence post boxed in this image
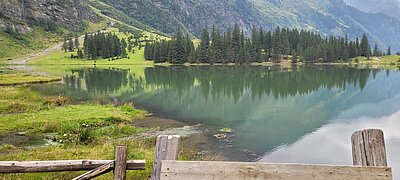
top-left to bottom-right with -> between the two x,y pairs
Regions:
351,129 -> 388,167
114,145 -> 127,180
151,135 -> 180,180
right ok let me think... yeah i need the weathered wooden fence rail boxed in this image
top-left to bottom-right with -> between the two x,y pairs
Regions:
0,129 -> 393,179
151,129 -> 393,180
0,145 -> 145,180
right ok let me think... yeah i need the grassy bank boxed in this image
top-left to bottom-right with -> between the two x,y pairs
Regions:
0,81 -> 151,178
0,29 -> 61,63
30,28 -> 154,66
0,73 -> 61,85
0,70 -> 205,179
350,55 -> 400,66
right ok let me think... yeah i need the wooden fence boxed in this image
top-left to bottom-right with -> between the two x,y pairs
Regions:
0,145 -> 145,180
151,129 -> 393,180
0,129 -> 394,179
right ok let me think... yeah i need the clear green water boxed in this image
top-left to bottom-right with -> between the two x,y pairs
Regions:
36,65 -> 400,178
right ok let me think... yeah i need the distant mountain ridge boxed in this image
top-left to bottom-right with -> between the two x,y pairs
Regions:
1,0 -> 400,51
98,0 -> 400,50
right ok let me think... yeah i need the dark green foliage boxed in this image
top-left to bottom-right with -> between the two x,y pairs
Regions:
145,26 -> 376,64
77,49 -> 84,59
373,44 -> 382,57
75,36 -> 80,49
199,28 -> 210,63
387,46 -> 391,56
36,18 -> 57,32
144,28 -> 194,64
78,128 -> 92,144
82,32 -> 127,60
62,37 -> 68,53
360,34 -> 370,57
68,37 -> 74,52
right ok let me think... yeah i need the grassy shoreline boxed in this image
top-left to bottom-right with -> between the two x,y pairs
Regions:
0,70 -> 209,179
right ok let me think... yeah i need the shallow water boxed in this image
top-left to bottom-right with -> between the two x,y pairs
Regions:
34,65 -> 400,179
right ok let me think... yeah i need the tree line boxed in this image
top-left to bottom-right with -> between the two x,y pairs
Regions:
83,32 -> 128,60
144,25 -> 380,64
63,32 -> 132,60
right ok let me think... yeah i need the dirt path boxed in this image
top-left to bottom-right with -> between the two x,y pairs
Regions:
9,22 -> 114,65
10,42 -> 64,65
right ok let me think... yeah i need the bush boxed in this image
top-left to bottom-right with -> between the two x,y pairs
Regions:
78,128 -> 92,144
102,116 -> 125,124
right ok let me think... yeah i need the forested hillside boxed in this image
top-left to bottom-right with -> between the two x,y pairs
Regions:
97,0 -> 400,50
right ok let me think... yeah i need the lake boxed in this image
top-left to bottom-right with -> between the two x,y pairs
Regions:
35,65 -> 400,178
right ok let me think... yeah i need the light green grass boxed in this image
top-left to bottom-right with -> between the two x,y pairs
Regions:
0,85 -> 153,179
0,103 -> 146,135
31,28 -> 154,65
0,140 -> 154,179
0,84 -> 205,179
350,55 -> 400,65
0,29 -> 61,62
0,86 -> 46,115
31,46 -> 153,65
0,73 -> 61,85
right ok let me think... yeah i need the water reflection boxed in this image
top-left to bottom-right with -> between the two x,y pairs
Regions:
261,109 -> 400,179
36,65 -> 400,177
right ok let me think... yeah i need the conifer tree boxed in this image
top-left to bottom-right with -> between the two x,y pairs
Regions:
199,27 -> 210,63
121,38 -> 128,58
360,34 -> 370,57
68,37 -> 74,52
272,27 -> 281,62
75,36 -> 80,49
62,37 -> 68,53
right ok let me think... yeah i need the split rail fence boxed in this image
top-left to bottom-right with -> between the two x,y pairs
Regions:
0,129 -> 393,180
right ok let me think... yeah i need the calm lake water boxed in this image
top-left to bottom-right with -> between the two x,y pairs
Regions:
36,65 -> 400,178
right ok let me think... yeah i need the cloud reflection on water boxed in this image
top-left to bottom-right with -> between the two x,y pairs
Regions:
261,110 -> 400,179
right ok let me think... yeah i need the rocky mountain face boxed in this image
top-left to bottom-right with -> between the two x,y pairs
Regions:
343,0 -> 400,21
98,0 -> 400,50
1,0 -> 399,50
0,0 -> 99,34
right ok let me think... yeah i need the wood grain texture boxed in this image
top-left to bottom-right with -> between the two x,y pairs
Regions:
72,162 -> 114,180
352,129 -> 387,167
160,161 -> 393,180
151,135 -> 180,180
0,160 -> 145,173
114,145 -> 127,180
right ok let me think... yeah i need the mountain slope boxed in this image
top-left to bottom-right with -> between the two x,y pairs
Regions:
0,0 -> 99,33
97,0 -> 400,50
343,0 -> 400,21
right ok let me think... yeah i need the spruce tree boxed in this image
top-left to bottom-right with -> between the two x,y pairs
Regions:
62,37 -> 68,53
387,46 -> 391,56
75,36 -> 80,49
272,27 -> 281,62
121,38 -> 128,58
360,34 -> 369,57
199,27 -> 210,63
68,37 -> 74,52
231,24 -> 241,63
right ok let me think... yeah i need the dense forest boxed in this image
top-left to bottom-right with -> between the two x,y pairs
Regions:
144,25 -> 376,64
80,32 -> 128,60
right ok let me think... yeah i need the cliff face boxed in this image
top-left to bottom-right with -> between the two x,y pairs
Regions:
0,0 -> 99,33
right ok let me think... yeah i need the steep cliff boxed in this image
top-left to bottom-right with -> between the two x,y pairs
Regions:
0,0 -> 99,34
